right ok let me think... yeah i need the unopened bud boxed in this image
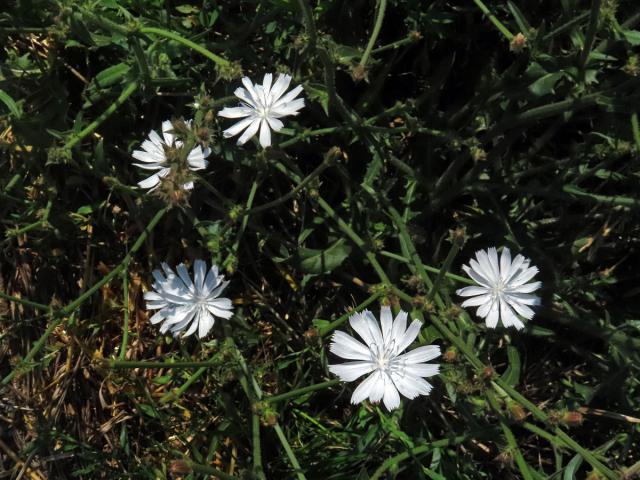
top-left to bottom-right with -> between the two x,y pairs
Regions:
510,33 -> 527,53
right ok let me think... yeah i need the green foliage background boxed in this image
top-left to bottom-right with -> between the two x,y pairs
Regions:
1,0 -> 640,478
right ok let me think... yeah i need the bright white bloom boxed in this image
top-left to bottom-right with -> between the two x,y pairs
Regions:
132,120 -> 210,191
143,260 -> 233,338
218,73 -> 304,148
457,247 -> 541,330
328,307 -> 440,411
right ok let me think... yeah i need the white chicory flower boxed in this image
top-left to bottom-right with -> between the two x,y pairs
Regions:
132,120 -> 210,191
143,260 -> 233,338
328,306 -> 440,411
218,73 -> 304,148
456,247 -> 541,330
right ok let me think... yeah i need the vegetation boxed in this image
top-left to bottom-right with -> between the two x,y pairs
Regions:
1,0 -> 639,478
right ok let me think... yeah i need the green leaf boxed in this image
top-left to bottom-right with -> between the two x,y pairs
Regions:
507,1 -> 532,34
296,239 -> 351,274
528,72 -> 564,96
0,89 -> 22,118
563,454 -> 583,480
622,30 -> 640,46
501,345 -> 521,386
305,83 -> 329,116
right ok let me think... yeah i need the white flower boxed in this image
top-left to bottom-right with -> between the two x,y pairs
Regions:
143,260 -> 233,338
328,306 -> 440,411
218,73 -> 304,148
456,247 -> 542,330
132,120 -> 210,191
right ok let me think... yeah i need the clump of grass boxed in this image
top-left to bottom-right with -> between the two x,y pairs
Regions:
1,0 -> 640,479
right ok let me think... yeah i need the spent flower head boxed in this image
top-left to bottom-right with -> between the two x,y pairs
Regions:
456,247 -> 541,330
132,119 -> 210,191
218,73 -> 304,148
144,260 -> 233,338
328,306 -> 440,411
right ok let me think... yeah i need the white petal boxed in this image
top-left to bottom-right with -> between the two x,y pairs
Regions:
262,73 -> 273,97
510,266 -> 539,287
329,361 -> 374,382
368,371 -> 386,403
486,247 -> 501,279
382,378 -> 401,411
457,285 -> 489,297
198,310 -> 215,338
391,310 -> 408,343
176,263 -> 195,293
510,281 -> 541,294
207,304 -> 233,320
330,331 -> 372,361
396,345 -> 440,364
133,162 -> 165,171
503,254 -> 526,284
350,371 -> 381,404
148,129 -> 164,147
218,106 -> 254,118
461,293 -> 492,308
500,248 -> 512,281
187,146 -> 208,170
237,118 -> 261,145
181,314 -> 200,337
193,260 -> 206,291
137,173 -> 161,190
258,119 -> 271,148
499,300 -> 518,328
506,297 -> 535,319
241,77 -> 262,107
133,149 -> 165,164
380,306 -> 393,345
484,300 -> 500,328
204,266 -> 220,294
162,120 -> 174,146
395,319 -> 422,353
149,310 -> 167,324
273,84 -> 303,109
507,292 -> 541,305
390,371 -> 420,399
233,87 -> 257,109
266,116 -> 284,132
209,297 -> 232,311
463,264 -> 492,288
269,74 -> 292,102
405,363 -> 440,378
473,252 -> 497,284
223,116 -> 256,139
349,310 -> 383,349
271,98 -> 305,117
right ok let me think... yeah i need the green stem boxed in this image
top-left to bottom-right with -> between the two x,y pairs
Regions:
263,380 -> 340,404
378,251 -> 474,285
273,424 -> 306,480
246,159 -> 330,215
371,34 -> 419,55
370,431 -> 484,480
426,239 -> 461,302
0,292 -> 51,312
295,0 -> 317,48
65,81 -> 138,149
131,37 -> 152,90
118,263 -> 130,361
160,366 -> 207,404
319,292 -> 381,336
580,0 -> 602,70
632,113 -> 640,153
472,0 -> 514,40
359,0 -> 387,69
138,27 -> 229,67
106,359 -> 217,369
2,208 -> 167,385
181,460 -> 240,479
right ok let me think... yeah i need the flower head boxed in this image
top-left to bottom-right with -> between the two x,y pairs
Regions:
143,260 -> 233,338
328,306 -> 440,411
456,247 -> 541,330
132,120 -> 210,191
218,73 -> 304,148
